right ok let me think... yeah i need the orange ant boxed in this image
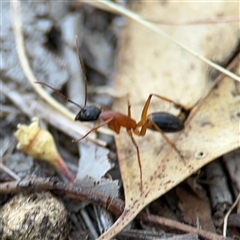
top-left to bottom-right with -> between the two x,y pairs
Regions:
36,37 -> 186,191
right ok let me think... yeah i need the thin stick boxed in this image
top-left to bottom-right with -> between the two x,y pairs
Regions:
95,0 -> 240,82
0,163 -> 21,181
223,192 -> 240,237
144,16 -> 240,25
11,1 -> 76,121
0,177 -> 225,240
85,2 -> 239,25
185,52 -> 240,126
10,1 -> 111,145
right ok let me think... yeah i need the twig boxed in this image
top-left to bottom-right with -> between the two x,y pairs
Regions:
10,1 -> 112,143
0,163 -> 21,181
11,1 -> 75,122
80,209 -> 99,239
118,230 -> 198,240
185,53 -> 240,125
142,215 -> 224,240
0,177 -> 226,239
0,177 -> 124,215
94,0 -> 240,82
223,192 -> 240,237
143,16 -> 240,25
1,80 -> 106,147
85,1 -> 239,25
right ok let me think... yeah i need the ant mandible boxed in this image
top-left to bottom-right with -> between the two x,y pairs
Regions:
36,37 -> 185,191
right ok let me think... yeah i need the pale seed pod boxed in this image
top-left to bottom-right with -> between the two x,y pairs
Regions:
14,117 -> 74,181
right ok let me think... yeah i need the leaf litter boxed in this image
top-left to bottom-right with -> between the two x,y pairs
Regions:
1,1 -> 240,240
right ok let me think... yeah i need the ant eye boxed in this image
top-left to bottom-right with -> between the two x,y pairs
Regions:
84,109 -> 92,119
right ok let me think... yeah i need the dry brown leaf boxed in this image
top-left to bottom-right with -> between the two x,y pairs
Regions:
98,2 -> 239,239
176,184 -> 215,232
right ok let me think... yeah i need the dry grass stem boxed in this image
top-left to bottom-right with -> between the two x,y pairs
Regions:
96,0 -> 240,82
10,1 -> 111,147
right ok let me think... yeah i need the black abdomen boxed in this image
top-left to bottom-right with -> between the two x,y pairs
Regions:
150,112 -> 184,133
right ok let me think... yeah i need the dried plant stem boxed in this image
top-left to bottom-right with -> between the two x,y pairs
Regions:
95,0 -> 240,82
0,177 -> 225,240
223,192 -> 240,237
185,53 -> 240,125
143,16 -> 240,25
11,1 -> 75,122
0,163 -> 21,181
143,215 -> 224,240
10,1 -> 112,146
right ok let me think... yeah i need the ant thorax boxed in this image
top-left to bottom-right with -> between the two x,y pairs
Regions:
75,106 -> 101,122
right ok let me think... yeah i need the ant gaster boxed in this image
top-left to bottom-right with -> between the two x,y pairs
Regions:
36,37 -> 186,191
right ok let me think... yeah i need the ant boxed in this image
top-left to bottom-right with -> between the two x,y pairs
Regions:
36,37 -> 186,191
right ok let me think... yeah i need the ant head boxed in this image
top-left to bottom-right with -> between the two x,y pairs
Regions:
75,106 -> 101,122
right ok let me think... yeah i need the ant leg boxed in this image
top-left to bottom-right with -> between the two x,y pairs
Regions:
136,93 -> 185,133
73,118 -> 113,142
150,93 -> 185,109
127,97 -> 143,190
138,94 -> 184,126
127,98 -> 132,118
138,94 -> 153,126
150,121 -> 184,160
127,130 -> 143,191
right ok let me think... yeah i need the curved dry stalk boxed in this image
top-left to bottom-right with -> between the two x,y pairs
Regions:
95,0 -> 240,82
0,163 -> 21,181
0,177 -> 226,240
223,192 -> 240,237
87,1 -> 239,25
143,16 -> 240,25
185,53 -> 240,126
11,1 -> 75,122
10,1 -> 112,146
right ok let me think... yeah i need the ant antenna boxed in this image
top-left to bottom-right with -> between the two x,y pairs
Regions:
35,36 -> 88,110
35,82 -> 83,109
75,36 -> 88,108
